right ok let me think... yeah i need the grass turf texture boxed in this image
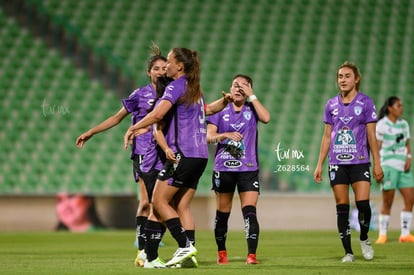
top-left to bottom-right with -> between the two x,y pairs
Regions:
0,230 -> 412,274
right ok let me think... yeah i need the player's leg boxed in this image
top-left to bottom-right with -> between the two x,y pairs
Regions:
142,172 -> 167,268
214,192 -> 233,264
174,187 -> 196,245
238,171 -> 260,264
332,184 -> 353,261
352,179 -> 374,260
376,189 -> 395,244
212,171 -> 236,264
143,208 -> 166,268
398,172 -> 414,242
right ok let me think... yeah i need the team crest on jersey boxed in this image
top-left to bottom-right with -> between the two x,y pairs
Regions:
243,111 -> 252,120
214,178 -> 220,188
334,126 -> 355,145
354,106 -> 362,116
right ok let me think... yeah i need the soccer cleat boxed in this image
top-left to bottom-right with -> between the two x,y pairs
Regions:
134,249 -> 146,267
375,235 -> 387,244
143,257 -> 166,268
360,239 -> 374,260
341,253 -> 354,263
399,234 -> 414,243
180,255 -> 199,268
165,244 -> 197,267
246,253 -> 259,264
217,250 -> 229,265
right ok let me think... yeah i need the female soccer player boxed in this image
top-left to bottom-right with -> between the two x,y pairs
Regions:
124,47 -> 232,268
206,74 -> 270,265
75,44 -> 166,267
375,96 -> 414,244
314,61 -> 383,263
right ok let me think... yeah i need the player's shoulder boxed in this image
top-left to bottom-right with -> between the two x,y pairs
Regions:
356,92 -> 374,104
376,117 -> 387,127
325,94 -> 339,109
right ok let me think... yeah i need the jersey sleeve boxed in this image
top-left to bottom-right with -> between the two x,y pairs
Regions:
363,97 -> 378,124
323,101 -> 332,125
122,89 -> 140,113
207,112 -> 220,126
376,119 -> 386,141
404,120 -> 411,139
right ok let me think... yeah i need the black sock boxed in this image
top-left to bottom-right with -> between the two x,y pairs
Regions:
186,230 -> 195,246
242,205 -> 260,255
166,217 -> 188,248
215,211 -> 230,251
356,200 -> 371,241
144,220 -> 164,261
337,204 -> 353,255
136,216 -> 147,251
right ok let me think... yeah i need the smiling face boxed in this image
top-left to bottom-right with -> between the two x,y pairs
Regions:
147,59 -> 167,85
337,66 -> 360,94
56,194 -> 92,231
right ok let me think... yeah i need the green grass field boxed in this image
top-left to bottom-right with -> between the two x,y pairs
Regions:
0,230 -> 413,274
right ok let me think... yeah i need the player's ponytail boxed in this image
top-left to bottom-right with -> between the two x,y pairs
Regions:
171,48 -> 202,106
378,96 -> 400,119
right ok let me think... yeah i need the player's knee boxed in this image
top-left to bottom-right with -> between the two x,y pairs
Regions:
356,200 -> 370,212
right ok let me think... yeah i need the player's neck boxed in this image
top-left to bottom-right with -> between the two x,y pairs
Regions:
340,90 -> 357,104
387,115 -> 397,123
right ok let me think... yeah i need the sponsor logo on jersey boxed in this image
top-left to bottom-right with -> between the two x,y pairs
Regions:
230,122 -> 244,131
335,126 -> 355,145
339,116 -> 353,124
336,153 -> 355,161
224,160 -> 242,168
147,99 -> 155,106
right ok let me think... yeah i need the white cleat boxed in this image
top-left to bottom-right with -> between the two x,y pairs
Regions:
341,253 -> 354,263
143,257 -> 166,268
165,244 -> 197,267
360,239 -> 374,260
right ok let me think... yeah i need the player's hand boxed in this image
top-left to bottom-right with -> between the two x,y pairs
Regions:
124,127 -> 135,150
313,166 -> 323,184
373,163 -> 384,183
404,157 -> 411,172
124,127 -> 151,149
76,131 -> 93,148
221,91 -> 234,104
165,148 -> 177,163
225,132 -> 243,142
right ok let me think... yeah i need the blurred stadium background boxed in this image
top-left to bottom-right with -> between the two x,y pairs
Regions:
0,0 -> 413,229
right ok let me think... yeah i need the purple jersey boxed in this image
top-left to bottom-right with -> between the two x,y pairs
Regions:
207,103 -> 259,172
323,92 -> 378,165
122,84 -> 156,156
140,129 -> 164,173
141,99 -> 169,173
160,76 -> 208,159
